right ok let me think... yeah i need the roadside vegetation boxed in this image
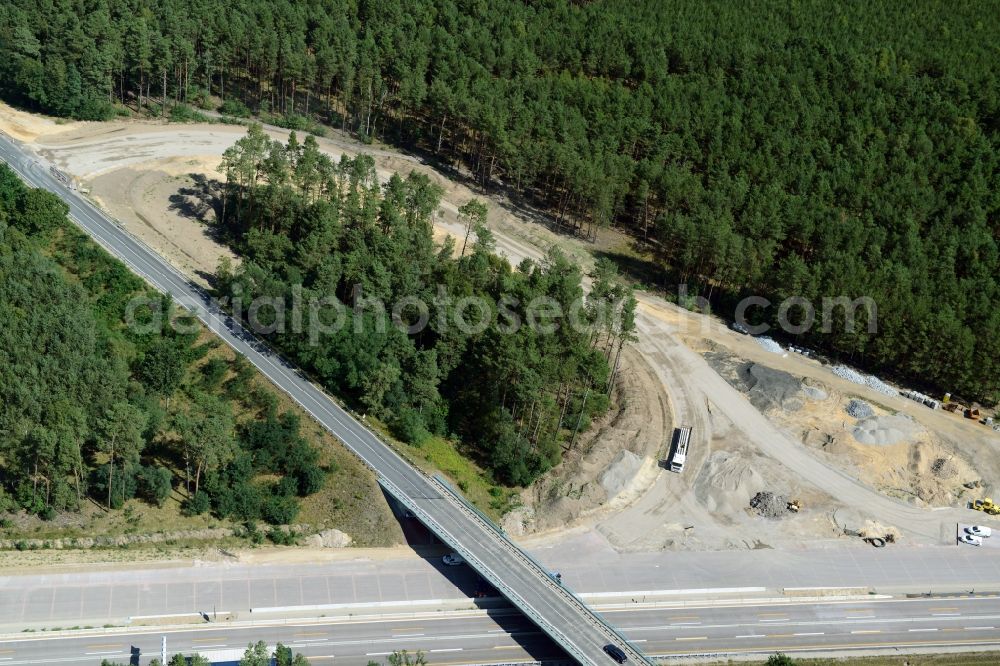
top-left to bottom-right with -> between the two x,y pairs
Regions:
100,640 -> 312,666
0,163 -> 395,543
0,0 -> 996,403
213,125 -> 636,486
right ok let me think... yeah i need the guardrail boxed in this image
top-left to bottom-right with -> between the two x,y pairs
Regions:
431,476 -> 655,666
377,474 -> 595,666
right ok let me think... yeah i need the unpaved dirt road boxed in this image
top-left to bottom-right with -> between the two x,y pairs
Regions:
4,102 -> 996,551
636,295 -> 972,543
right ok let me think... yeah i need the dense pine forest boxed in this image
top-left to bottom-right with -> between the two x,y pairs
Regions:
0,164 -> 327,521
0,0 -> 997,402
214,126 -> 635,485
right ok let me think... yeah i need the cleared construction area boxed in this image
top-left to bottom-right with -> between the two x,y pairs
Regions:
2,101 -> 998,561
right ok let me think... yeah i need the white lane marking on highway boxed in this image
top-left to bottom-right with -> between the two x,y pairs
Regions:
851,630 -> 881,635
793,632 -> 824,636
367,653 -> 392,656
292,638 -> 330,642
734,635 -> 763,639
674,636 -> 706,641
933,613 -> 961,617
630,640 -> 647,644
430,648 -> 463,652
909,628 -> 938,632
394,633 -> 425,638
488,629 -> 507,633
670,622 -> 702,626
965,626 -> 995,630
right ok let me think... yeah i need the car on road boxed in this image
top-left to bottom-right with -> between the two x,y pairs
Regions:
442,552 -> 465,566
959,533 -> 983,546
603,644 -> 628,663
966,525 -> 992,538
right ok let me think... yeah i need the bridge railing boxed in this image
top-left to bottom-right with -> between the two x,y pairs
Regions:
431,476 -> 654,666
376,474 -> 595,666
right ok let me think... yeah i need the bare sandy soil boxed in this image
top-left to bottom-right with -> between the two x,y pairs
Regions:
4,101 -> 998,558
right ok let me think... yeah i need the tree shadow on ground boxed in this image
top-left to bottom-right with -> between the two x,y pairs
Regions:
593,244 -> 667,292
167,173 -> 230,245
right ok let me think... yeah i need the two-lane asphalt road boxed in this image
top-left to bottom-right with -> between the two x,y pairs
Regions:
0,135 -> 644,666
3,596 -> 1000,665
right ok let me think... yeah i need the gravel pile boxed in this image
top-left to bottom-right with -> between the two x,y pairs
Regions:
738,363 -> 804,413
750,491 -> 791,518
846,399 -> 875,419
755,336 -> 785,354
832,365 -> 899,397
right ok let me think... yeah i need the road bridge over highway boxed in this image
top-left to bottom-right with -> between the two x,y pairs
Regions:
0,131 -> 651,666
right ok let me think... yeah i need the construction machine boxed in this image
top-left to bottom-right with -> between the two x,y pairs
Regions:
972,498 -> 1000,515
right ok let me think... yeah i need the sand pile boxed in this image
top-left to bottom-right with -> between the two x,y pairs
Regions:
803,385 -> 828,401
852,414 -> 923,446
697,450 -> 768,515
599,449 -> 644,499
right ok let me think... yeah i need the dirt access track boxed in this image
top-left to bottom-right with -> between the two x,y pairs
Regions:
3,101 -> 998,553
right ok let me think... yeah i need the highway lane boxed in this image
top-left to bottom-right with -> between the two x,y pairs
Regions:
6,539 -> 1000,630
0,134 -> 646,666
4,597 -> 1000,664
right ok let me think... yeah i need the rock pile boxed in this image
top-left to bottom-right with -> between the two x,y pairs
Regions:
755,336 -> 785,354
304,528 -> 352,548
749,491 -> 791,518
832,365 -> 898,397
846,399 -> 875,419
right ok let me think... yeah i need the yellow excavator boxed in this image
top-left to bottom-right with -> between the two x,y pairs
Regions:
972,498 -> 1000,515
